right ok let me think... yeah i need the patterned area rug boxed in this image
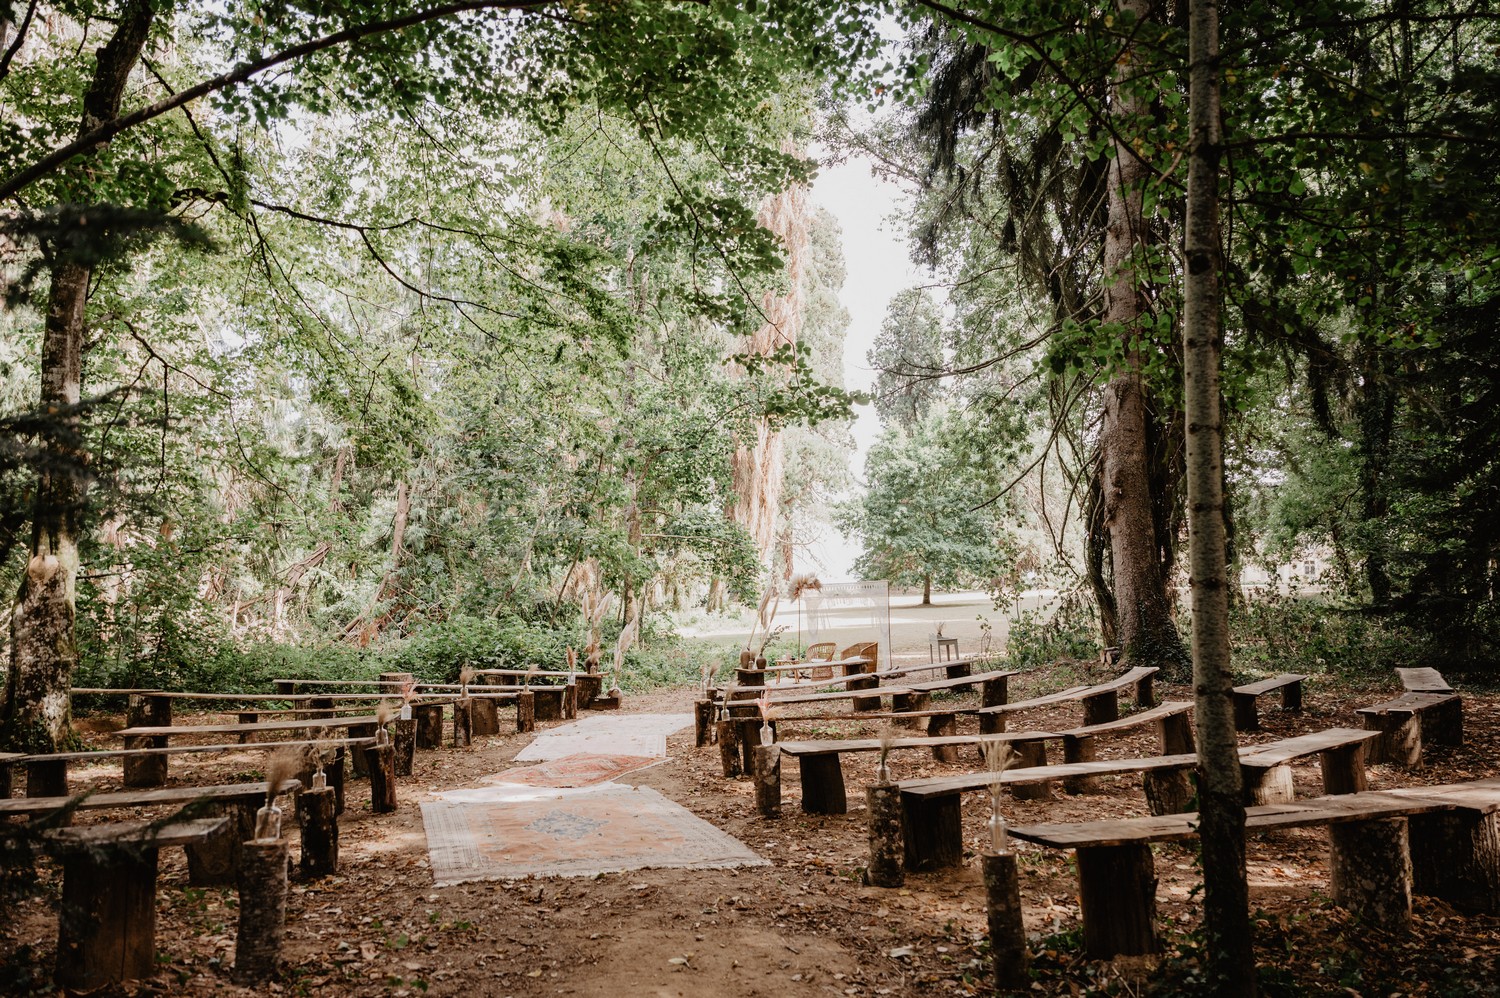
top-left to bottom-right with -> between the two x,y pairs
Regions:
481,752 -> 662,788
421,784 -> 767,884
512,713 -> 692,762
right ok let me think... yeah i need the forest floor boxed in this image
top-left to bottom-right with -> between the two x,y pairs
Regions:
4,661 -> 1500,997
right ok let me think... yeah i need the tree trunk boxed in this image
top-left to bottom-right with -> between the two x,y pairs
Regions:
4,0 -> 155,753
922,573 -> 932,606
1185,0 -> 1253,990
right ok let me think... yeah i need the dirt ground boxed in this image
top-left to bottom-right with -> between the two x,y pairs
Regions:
4,662 -> 1499,996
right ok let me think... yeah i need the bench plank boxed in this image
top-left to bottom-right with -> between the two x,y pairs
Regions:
116,715 -> 381,739
0,780 -> 299,817
1234,673 -> 1308,697
779,731 -> 1057,757
1058,701 -> 1191,739
19,735 -> 377,763
1397,667 -> 1452,693
1238,728 -> 1379,768
903,670 -> 1019,694
900,753 -> 1200,797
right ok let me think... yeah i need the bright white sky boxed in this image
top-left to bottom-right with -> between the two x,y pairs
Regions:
801,154 -> 928,581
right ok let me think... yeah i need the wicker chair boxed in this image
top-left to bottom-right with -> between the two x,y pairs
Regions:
804,641 -> 837,680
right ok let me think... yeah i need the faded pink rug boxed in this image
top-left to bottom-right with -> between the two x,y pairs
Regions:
483,752 -> 661,789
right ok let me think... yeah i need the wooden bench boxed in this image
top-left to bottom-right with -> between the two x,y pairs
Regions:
975,666 -> 1158,733
778,730 -> 1057,815
2,780 -> 300,885
892,728 -> 1379,871
1055,701 -> 1195,796
1357,690 -> 1463,766
1398,667 -> 1453,693
1231,672 -> 1307,730
38,817 -> 228,990
903,669 -> 1019,697
0,751 -> 20,798
1008,778 -> 1500,959
17,736 -> 376,798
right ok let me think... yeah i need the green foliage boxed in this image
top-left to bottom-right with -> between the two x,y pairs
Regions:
1226,588 -> 1421,681
1003,590 -> 1100,671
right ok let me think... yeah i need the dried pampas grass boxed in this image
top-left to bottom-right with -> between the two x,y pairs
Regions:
263,748 -> 302,808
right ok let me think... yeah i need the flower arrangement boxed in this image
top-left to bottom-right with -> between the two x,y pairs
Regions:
980,737 -> 1017,853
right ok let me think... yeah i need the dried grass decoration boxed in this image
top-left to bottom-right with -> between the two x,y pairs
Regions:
980,737 -> 1017,854
255,749 -> 301,840
398,678 -> 416,720
306,741 -> 336,791
611,613 -> 638,696
789,573 -> 821,649
756,693 -> 781,745
700,660 -> 719,695
375,699 -> 396,746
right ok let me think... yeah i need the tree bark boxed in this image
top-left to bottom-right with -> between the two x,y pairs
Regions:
1097,0 -> 1188,682
1185,0 -> 1253,990
4,0 -> 156,752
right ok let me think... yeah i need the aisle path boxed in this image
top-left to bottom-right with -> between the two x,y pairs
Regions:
419,711 -> 767,884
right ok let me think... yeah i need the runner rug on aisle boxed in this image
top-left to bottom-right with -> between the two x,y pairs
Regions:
420,784 -> 767,884
481,752 -> 662,788
511,713 -> 692,762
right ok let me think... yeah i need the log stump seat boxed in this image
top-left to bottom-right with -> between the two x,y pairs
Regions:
1357,690 -> 1463,767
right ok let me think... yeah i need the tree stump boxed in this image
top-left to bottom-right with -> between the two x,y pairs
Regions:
716,719 -> 741,778
849,674 -> 881,712
1077,843 -> 1159,958
378,671 -> 414,694
364,742 -> 398,814
798,754 -> 847,814
534,687 -> 564,721
902,792 -> 963,871
1009,739 -> 1050,801
123,694 -> 170,788
1134,672 -> 1155,709
1364,710 -> 1422,767
575,673 -> 602,708
0,759 -> 12,799
297,787 -> 339,878
1081,689 -> 1119,726
1062,734 -> 1099,794
274,680 -> 298,696
983,852 -> 1028,992
393,718 -> 415,776
55,842 -> 158,990
309,696 -> 335,720
471,697 -> 499,737
1241,764 -> 1295,805
1408,809 -> 1500,914
414,705 -> 445,749
892,691 -> 931,729
1158,712 -> 1195,755
693,699 -> 716,747
1319,742 -> 1368,795
348,723 -> 376,777
980,712 -> 1006,735
737,718 -> 765,774
981,675 -> 1009,708
1232,692 -> 1261,732
186,799 -> 256,887
1426,696 -> 1463,746
26,759 -> 68,799
563,682 -> 579,719
1144,768 -> 1196,816
452,698 -> 473,748
233,838 -> 289,985
1330,817 -> 1412,931
864,784 -> 904,888
753,745 -> 781,818
516,690 -> 536,733
928,713 -> 959,762
944,660 -> 973,682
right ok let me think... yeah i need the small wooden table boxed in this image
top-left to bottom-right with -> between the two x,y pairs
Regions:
42,818 -> 227,990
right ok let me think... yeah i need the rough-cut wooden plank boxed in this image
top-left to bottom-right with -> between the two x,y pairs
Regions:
115,715 -> 380,738
1077,843 -> 1159,958
1239,728 -> 1379,767
20,737 -> 375,764
900,753 -> 1200,798
1398,667 -> 1452,693
778,731 -> 1058,756
1234,673 -> 1308,697
0,780 -> 297,816
977,685 -> 1093,715
1058,701 -> 1192,739
903,670 -> 1018,694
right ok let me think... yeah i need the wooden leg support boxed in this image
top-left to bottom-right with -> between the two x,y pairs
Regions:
944,661 -> 973,683
26,759 -> 68,799
233,839 -> 289,985
1009,739 -> 1050,801
515,691 -> 536,733
850,675 -> 881,712
981,676 -> 1009,708
414,705 -> 445,749
471,698 -> 499,737
1319,743 -> 1368,795
1144,768 -> 1196,816
716,719 -> 741,778
1241,763 -> 1295,806
348,724 -> 375,777
1281,680 -> 1303,713
1062,734 -> 1099,794
123,694 -> 170,787
1135,673 -> 1155,709
563,683 -> 579,719
297,786 -> 339,878
1158,712 -> 1195,755
752,745 -> 781,819
693,699 -> 715,747
798,754 -> 847,815
1082,689 -> 1118,726
1233,692 -> 1260,732
330,748 -> 346,815
928,713 -> 959,762
984,852 -> 1028,991
534,688 -> 563,722
55,844 -> 159,990
1076,844 -> 1159,959
186,800 -> 256,887
452,698 -> 473,748
980,712 -> 1006,735
1365,710 -> 1423,768
864,784 -> 904,887
365,742 -> 397,813
1408,809 -> 1500,915
902,792 -> 963,871
393,718 -> 415,776
1330,817 -> 1412,932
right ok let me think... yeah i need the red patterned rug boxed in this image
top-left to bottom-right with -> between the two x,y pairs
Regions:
482,752 -> 662,788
